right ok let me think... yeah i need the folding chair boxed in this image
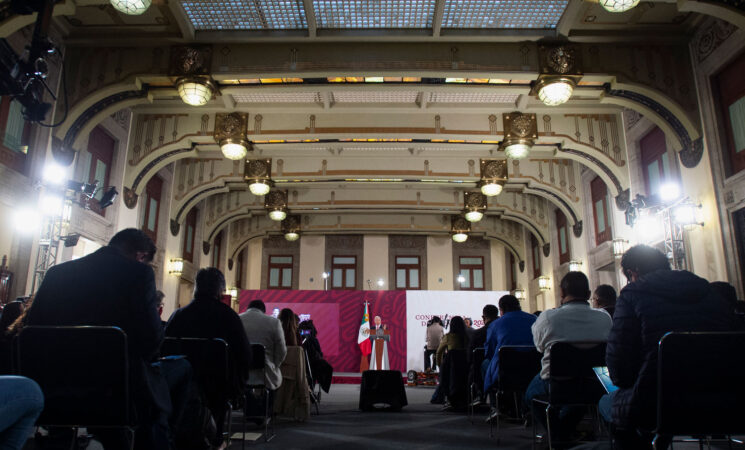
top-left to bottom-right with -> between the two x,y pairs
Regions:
243,343 -> 275,446
304,348 -> 320,415
653,331 -> 745,450
468,347 -> 485,422
531,341 -> 606,450
491,345 -> 542,440
15,326 -> 135,449
160,337 -> 233,447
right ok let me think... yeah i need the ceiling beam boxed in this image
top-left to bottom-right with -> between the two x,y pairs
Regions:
302,0 -> 317,38
432,0 -> 446,38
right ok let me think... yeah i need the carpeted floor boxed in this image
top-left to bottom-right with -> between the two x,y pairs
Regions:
227,384 -> 744,450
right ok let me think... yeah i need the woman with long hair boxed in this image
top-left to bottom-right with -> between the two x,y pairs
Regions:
278,308 -> 299,347
435,316 -> 469,367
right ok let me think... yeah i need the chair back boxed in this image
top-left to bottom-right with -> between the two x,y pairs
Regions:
471,347 -> 485,367
497,345 -> 542,392
161,337 -> 231,405
547,341 -> 606,404
16,325 -> 131,427
249,343 -> 266,370
657,332 -> 745,436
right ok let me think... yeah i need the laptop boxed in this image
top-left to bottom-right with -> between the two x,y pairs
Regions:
593,366 -> 619,394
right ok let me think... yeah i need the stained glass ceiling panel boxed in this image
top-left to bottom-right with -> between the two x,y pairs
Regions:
442,0 -> 569,29
181,0 -> 307,30
313,0 -> 437,29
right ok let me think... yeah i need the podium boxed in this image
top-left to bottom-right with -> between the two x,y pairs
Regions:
369,333 -> 390,370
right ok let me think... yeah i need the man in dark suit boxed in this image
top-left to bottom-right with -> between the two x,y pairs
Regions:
25,228 -> 188,449
165,267 -> 252,443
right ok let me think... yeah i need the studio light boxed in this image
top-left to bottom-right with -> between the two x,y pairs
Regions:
635,213 -> 664,242
176,76 -> 216,106
673,203 -> 702,229
99,186 -> 118,209
599,0 -> 640,13
42,163 -> 67,185
536,77 -> 575,106
464,210 -> 484,223
110,0 -> 151,15
39,194 -> 63,216
13,209 -> 40,233
659,182 -> 681,203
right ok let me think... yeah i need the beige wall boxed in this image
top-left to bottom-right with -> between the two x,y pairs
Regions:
245,237 -> 263,290
363,235 -> 389,290
426,236 -> 453,290
490,240 -> 507,291
299,235 -> 325,290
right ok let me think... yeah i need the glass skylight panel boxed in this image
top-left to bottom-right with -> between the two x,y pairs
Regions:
181,0 -> 307,30
332,91 -> 419,103
428,92 -> 519,103
442,0 -> 569,29
232,92 -> 322,103
313,0 -> 436,29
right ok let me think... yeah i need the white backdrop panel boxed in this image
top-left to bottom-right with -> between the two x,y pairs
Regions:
405,290 -> 508,372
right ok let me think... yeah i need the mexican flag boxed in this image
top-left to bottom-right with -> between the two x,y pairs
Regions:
358,302 -> 372,355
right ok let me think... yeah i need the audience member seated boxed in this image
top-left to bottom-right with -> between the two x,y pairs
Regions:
592,284 -> 617,318
0,375 -> 44,449
601,246 -> 737,449
275,307 -> 310,421
710,281 -> 744,327
425,316 -> 444,372
156,290 -> 167,328
279,308 -> 300,347
24,228 -> 192,450
432,316 -> 469,409
467,305 -> 498,405
240,300 -> 287,414
525,271 -> 612,443
0,300 -> 25,374
165,267 -> 252,446
483,295 -> 536,419
299,320 -> 332,394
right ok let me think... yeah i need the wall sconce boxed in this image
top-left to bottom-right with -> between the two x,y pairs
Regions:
464,191 -> 487,223
214,113 -> 251,160
377,278 -> 384,287
538,276 -> 551,291
457,274 -> 466,284
451,215 -> 470,243
611,238 -> 629,258
512,289 -> 525,300
228,287 -> 238,302
265,190 -> 288,221
168,258 -> 184,276
568,260 -> 583,272
281,215 -> 301,241
245,159 -> 273,196
479,159 -> 508,197
501,112 -> 537,160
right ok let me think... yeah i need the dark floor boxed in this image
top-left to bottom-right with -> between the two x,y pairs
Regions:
225,385 -> 744,450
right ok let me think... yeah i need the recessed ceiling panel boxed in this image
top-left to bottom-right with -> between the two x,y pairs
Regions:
332,91 -> 420,103
442,0 -> 569,29
181,0 -> 307,30
313,0 -> 436,28
428,92 -> 519,103
232,92 -> 322,103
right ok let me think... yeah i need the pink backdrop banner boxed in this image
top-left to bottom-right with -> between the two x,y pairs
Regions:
239,290 -> 407,373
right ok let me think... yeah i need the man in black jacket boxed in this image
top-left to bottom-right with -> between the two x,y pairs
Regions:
25,228 -> 188,449
165,267 -> 252,442
601,245 -> 736,448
